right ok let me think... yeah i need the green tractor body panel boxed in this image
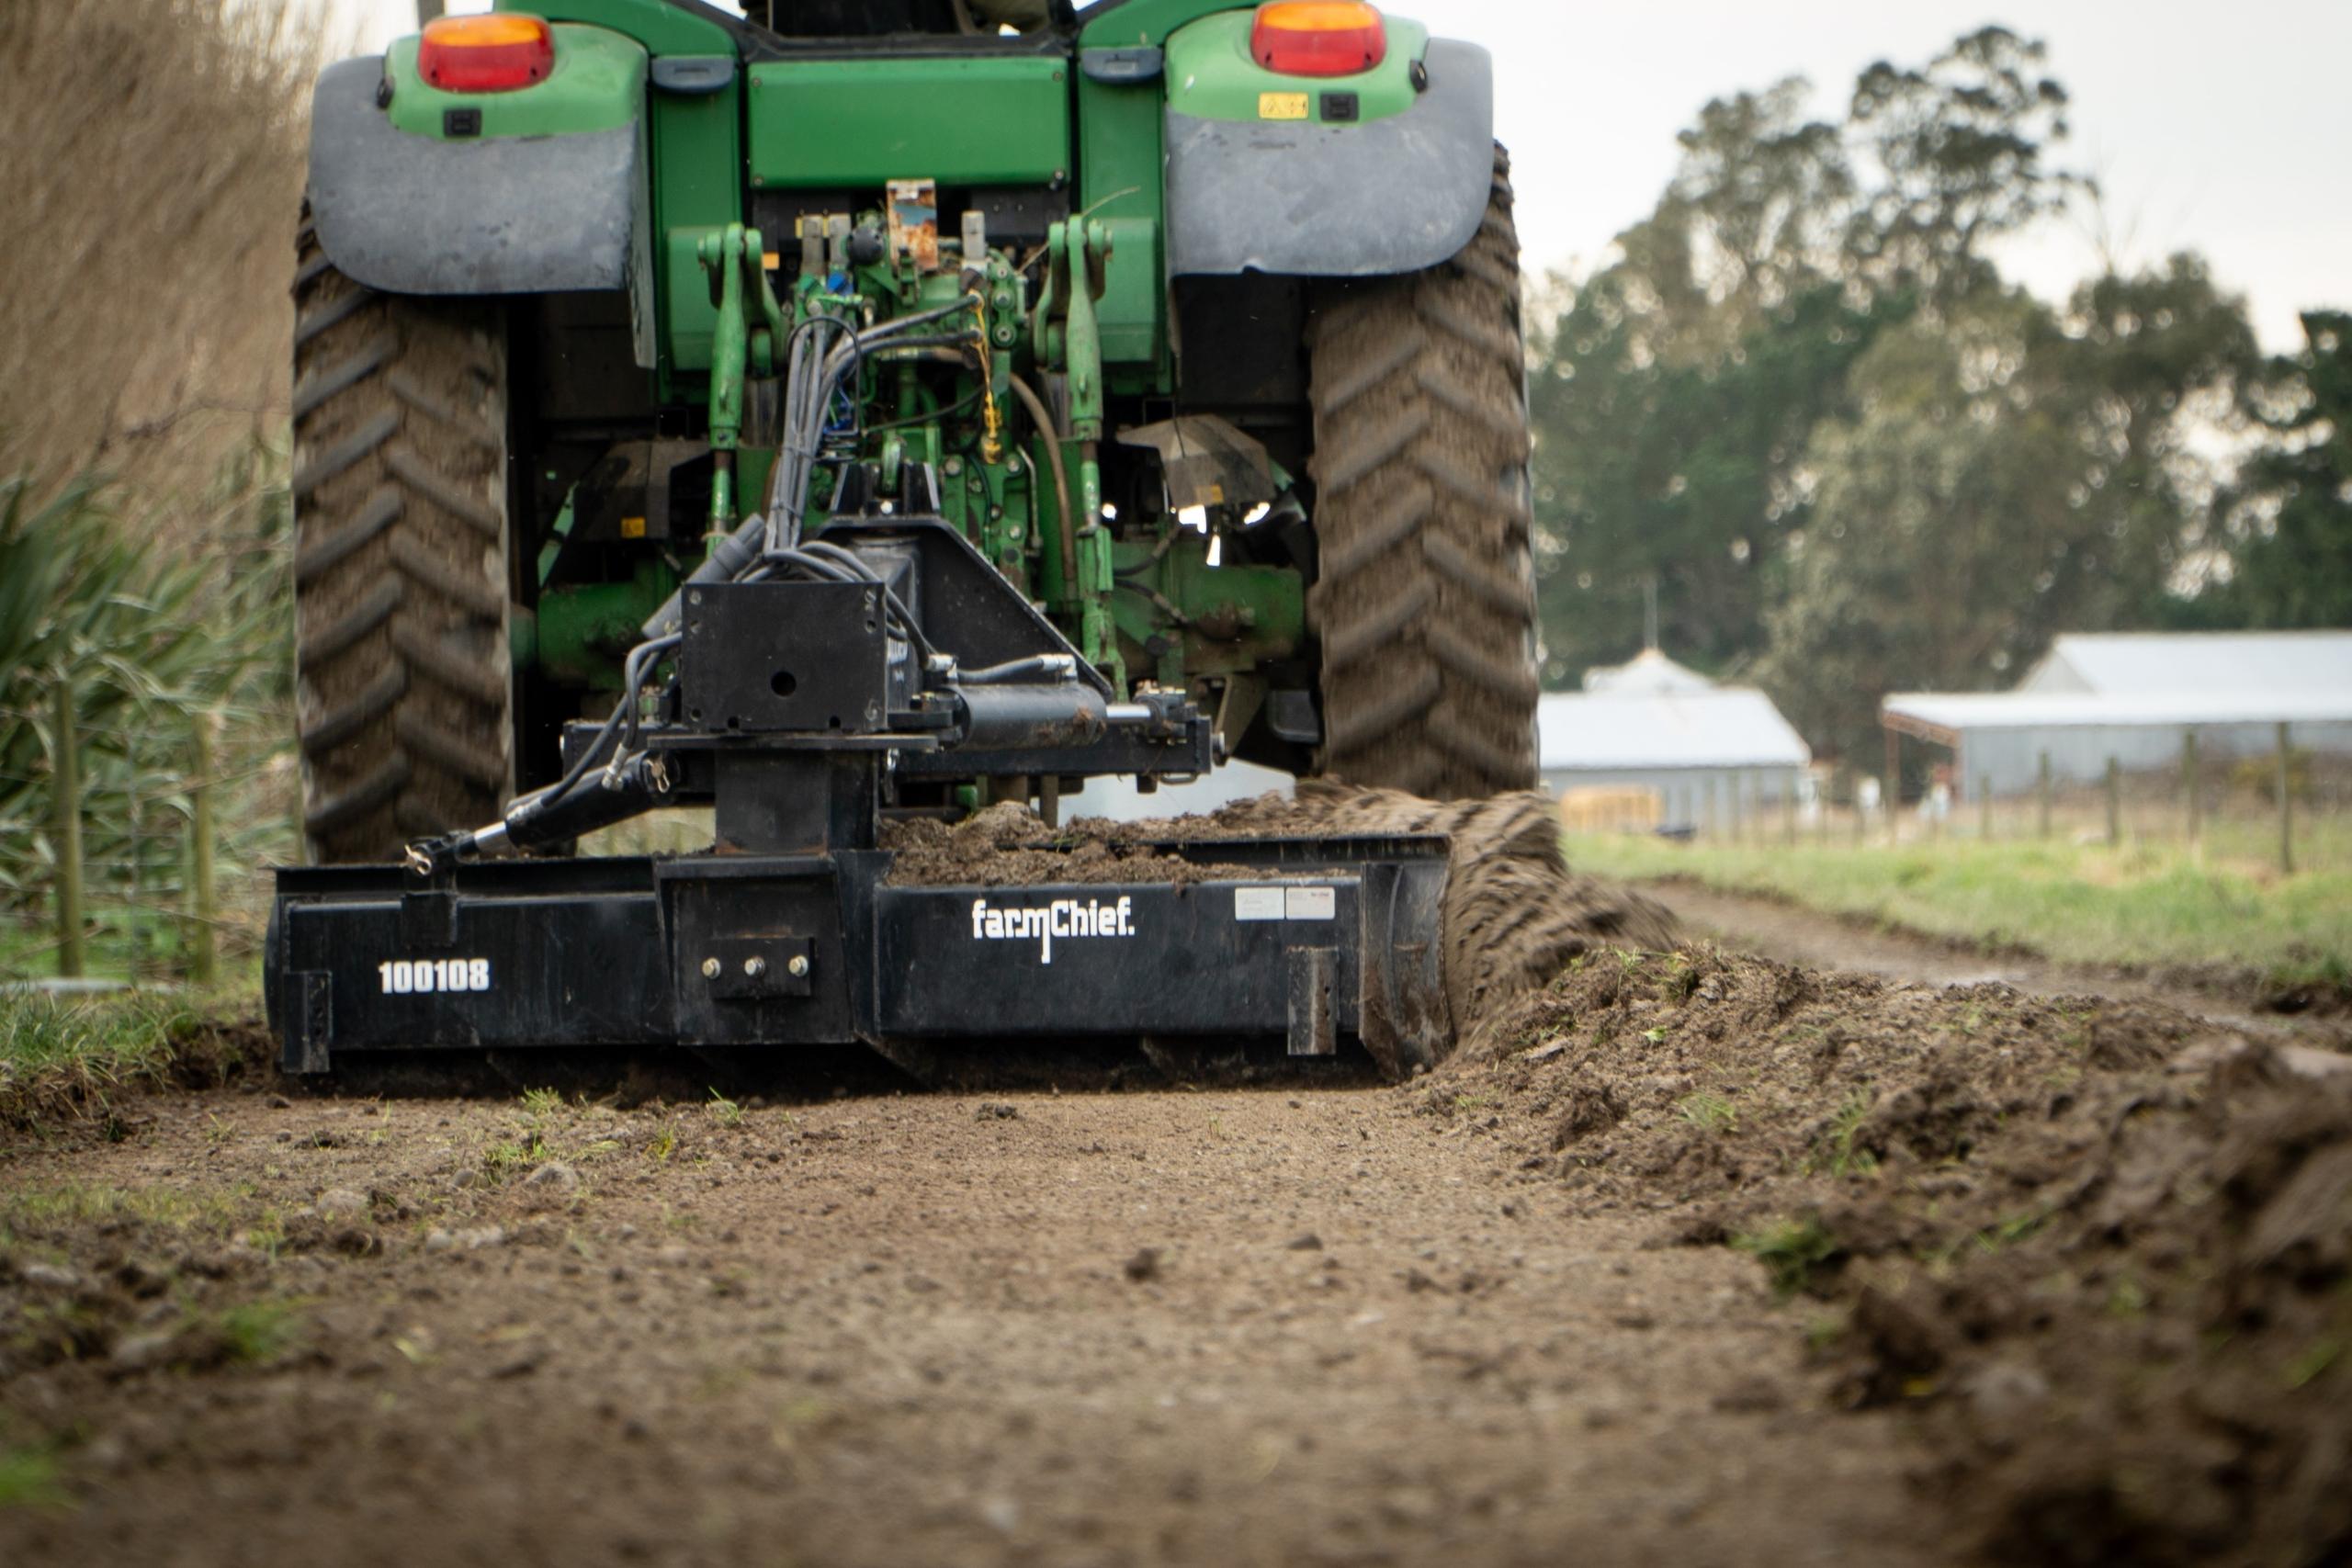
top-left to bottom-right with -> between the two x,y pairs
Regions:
744,57 -> 1071,188
643,65 -> 743,378
520,0 -> 742,56
301,0 -> 1496,759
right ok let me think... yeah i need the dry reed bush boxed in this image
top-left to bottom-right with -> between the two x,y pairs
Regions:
0,0 -> 333,532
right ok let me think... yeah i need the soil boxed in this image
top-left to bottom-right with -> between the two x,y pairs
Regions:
2,1082 -> 1933,1568
1435,945 -> 2352,1565
6,803 -> 2346,1565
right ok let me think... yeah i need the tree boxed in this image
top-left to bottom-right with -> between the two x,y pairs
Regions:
2201,312 -> 2352,626
0,463 -> 285,936
1758,292 -> 2081,766
1530,77 -> 1880,684
1530,28 -> 2086,690
1846,27 -> 2082,306
1754,260 -> 2260,768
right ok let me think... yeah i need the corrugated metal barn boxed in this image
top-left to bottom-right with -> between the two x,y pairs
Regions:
1540,652 -> 1812,832
1883,632 -> 2352,795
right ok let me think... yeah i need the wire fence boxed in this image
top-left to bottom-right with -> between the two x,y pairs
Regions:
1678,737 -> 2349,877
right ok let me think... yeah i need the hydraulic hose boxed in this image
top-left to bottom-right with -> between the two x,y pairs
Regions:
956,653 -> 1078,686
1008,373 -> 1079,604
639,515 -> 765,641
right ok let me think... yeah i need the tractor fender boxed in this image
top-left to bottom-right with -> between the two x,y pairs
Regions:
307,55 -> 644,297
1164,39 -> 1493,278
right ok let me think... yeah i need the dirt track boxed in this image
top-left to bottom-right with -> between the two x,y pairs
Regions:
1647,878 -> 2350,1048
3,1080 -> 1929,1567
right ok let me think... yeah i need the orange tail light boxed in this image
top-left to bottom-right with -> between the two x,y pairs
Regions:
418,13 -> 554,94
1250,2 -> 1387,78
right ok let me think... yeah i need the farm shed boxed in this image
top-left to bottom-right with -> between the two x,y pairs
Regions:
1541,653 -> 1812,832
1882,631 -> 2352,795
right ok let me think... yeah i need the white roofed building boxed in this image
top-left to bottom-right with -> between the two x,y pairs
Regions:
1883,631 -> 2352,796
1541,653 -> 1811,832
2018,632 -> 2352,697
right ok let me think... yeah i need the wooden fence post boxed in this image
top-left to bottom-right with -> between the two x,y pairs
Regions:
2105,756 -> 2121,847
2037,750 -> 2053,841
51,675 -> 85,978
2184,728 -> 2201,845
189,713 -> 220,987
1884,728 -> 1901,846
2277,721 -> 2294,877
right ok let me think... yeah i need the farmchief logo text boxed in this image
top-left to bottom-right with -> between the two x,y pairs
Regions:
968,895 -> 1135,964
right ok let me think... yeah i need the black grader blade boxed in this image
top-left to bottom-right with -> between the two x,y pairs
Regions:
266,832 -> 1452,1080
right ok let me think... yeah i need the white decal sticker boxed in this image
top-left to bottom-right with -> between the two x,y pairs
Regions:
1234,887 -> 1285,921
1284,886 -> 1336,920
969,896 -> 1135,964
379,957 -> 492,994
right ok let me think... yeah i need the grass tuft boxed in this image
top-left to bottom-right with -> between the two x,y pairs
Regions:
1808,1091 -> 1880,1178
209,1300 -> 303,1366
0,1440 -> 66,1511
1677,1092 -> 1738,1134
1734,1214 -> 1843,1297
0,989 -> 262,1131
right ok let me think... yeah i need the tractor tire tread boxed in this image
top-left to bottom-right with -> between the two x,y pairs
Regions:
291,212 -> 513,863
301,755 -> 412,840
1306,143 -> 1539,798
292,486 -> 402,589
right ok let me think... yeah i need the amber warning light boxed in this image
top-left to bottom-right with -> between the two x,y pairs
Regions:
418,13 -> 555,94
1250,2 -> 1387,78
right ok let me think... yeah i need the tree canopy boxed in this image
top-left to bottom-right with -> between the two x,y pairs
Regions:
1529,26 -> 2323,773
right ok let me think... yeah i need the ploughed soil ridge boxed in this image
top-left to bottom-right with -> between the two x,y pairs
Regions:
1428,943 -> 2352,1566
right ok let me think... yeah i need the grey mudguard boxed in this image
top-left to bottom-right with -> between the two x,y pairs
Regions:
1165,39 -> 1492,278
308,56 -> 641,296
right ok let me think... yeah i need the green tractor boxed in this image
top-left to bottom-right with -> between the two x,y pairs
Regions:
271,0 -> 1539,1076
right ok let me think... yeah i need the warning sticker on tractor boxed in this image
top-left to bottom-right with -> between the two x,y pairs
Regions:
1259,92 -> 1309,120
1236,886 -> 1336,921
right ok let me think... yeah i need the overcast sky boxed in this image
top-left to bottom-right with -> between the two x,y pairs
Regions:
332,0 -> 2350,350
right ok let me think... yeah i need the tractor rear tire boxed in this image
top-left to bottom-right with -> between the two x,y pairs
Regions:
1306,144 -> 1540,800
290,218 -> 514,863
